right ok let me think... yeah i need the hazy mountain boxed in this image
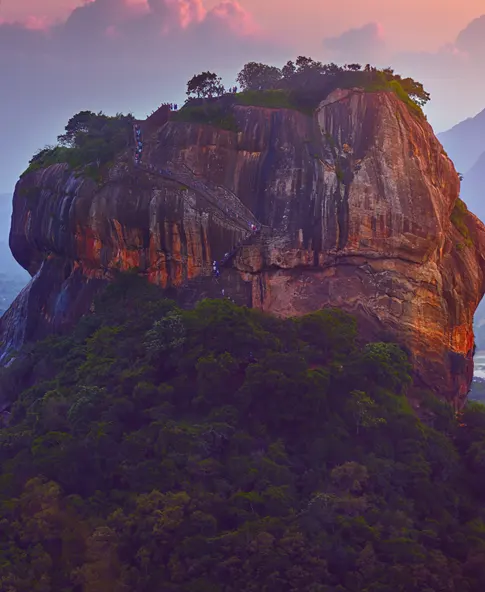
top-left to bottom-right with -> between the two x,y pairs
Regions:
438,108 -> 485,226
459,150 -> 485,223
438,107 -> 485,175
0,193 -> 28,315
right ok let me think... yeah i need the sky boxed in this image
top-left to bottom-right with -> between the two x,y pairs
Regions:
1,0 -> 485,195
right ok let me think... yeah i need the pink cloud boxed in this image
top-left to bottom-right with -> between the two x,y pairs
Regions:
0,0 -> 286,195
167,0 -> 206,28
15,0 -> 260,37
323,22 -> 387,63
23,16 -> 51,30
206,1 -> 259,36
0,15 -> 51,30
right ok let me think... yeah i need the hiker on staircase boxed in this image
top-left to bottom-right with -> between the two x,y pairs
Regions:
131,121 -> 262,290
133,123 -> 144,165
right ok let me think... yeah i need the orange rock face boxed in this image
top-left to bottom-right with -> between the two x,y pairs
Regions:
3,88 -> 485,407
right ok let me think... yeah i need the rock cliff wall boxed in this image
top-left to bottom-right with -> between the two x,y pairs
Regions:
3,88 -> 485,407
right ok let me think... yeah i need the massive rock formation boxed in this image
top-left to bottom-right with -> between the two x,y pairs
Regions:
2,88 -> 485,408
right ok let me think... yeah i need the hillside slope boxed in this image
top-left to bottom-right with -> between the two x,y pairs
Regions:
1,277 -> 485,590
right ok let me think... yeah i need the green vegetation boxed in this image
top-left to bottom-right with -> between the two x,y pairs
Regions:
186,71 -> 225,100
23,111 -> 134,178
234,89 -> 295,109
451,197 -> 473,247
184,58 -> 429,122
23,59 -> 429,176
24,145 -> 76,174
363,74 -> 425,118
171,102 -> 238,132
236,62 -> 283,92
1,273 -> 485,589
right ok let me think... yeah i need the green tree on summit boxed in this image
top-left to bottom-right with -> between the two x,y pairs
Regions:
57,111 -> 134,149
57,110 -> 97,147
232,57 -> 431,114
236,62 -> 282,91
186,71 -> 225,99
25,110 -> 134,176
345,63 -> 362,71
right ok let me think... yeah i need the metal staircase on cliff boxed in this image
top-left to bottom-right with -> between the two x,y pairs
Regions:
132,124 -> 263,292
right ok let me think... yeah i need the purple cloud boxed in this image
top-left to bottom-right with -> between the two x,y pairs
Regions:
323,22 -> 387,63
0,0 -> 285,192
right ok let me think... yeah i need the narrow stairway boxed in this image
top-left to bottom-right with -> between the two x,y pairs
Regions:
132,123 -> 263,295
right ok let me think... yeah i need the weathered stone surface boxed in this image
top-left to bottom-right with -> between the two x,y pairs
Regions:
2,88 -> 485,407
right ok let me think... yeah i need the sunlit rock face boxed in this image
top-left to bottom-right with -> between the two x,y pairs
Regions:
3,88 -> 485,407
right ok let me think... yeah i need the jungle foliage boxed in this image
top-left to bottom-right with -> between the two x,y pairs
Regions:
181,58 -> 430,122
234,58 -> 429,116
23,111 -> 134,177
1,273 -> 485,591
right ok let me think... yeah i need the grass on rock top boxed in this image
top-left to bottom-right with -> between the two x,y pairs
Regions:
174,79 -> 425,132
451,197 -> 473,247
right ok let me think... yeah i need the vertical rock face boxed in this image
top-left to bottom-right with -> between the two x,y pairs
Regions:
3,88 -> 485,407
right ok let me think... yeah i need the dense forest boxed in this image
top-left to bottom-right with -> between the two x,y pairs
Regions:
1,274 -> 485,590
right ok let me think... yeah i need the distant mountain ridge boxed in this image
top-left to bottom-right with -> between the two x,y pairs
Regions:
438,109 -> 485,227
438,107 -> 485,174
461,151 -> 485,223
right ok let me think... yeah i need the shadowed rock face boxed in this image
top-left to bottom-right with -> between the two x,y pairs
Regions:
3,88 -> 485,407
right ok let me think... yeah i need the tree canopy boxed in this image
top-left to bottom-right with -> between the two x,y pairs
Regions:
57,110 -> 98,147
183,58 -> 430,118
0,273 -> 485,590
24,111 -> 134,178
186,71 -> 225,99
236,61 -> 283,91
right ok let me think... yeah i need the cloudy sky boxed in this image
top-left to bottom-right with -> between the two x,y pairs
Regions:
1,0 -> 485,194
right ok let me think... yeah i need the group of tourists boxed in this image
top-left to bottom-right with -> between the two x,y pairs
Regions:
169,103 -> 178,111
134,124 -> 142,165
212,221 -> 262,287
